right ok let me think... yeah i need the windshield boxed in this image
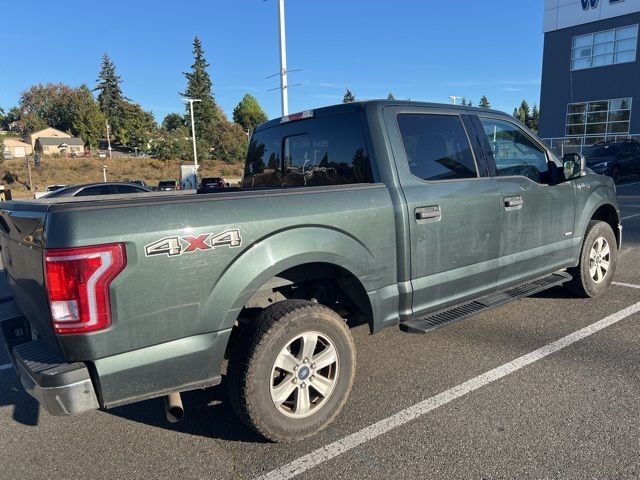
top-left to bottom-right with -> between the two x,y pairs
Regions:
584,144 -> 620,159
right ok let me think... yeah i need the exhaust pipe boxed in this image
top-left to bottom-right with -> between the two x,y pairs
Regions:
164,392 -> 184,423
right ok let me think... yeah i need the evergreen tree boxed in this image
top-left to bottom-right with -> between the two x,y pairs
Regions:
387,92 -> 396,100
479,95 -> 491,108
162,113 -> 186,132
513,107 -> 519,118
531,104 -> 540,132
233,93 -> 268,131
460,97 -> 473,106
514,100 -> 532,128
71,84 -> 106,149
181,36 -> 224,142
343,89 -> 356,103
95,54 -> 124,133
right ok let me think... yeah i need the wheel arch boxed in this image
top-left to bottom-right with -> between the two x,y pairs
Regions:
590,203 -> 621,248
200,226 -> 380,334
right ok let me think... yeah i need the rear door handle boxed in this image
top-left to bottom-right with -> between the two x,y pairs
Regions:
504,196 -> 524,209
415,205 -> 441,222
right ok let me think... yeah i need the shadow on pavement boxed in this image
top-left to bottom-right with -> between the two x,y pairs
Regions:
0,370 -> 40,426
106,378 -> 267,443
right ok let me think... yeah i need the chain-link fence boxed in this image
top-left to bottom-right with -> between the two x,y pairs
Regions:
541,134 -> 640,156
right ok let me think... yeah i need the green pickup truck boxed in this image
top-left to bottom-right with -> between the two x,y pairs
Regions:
0,100 -> 621,442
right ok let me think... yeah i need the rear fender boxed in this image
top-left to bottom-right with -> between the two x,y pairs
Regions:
200,226 -> 381,332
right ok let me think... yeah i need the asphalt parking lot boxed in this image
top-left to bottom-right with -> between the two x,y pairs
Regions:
1,180 -> 640,480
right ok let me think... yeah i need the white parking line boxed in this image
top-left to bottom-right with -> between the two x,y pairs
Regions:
0,363 -> 13,372
622,213 -> 640,221
612,281 -> 640,289
257,301 -> 640,480
617,181 -> 640,188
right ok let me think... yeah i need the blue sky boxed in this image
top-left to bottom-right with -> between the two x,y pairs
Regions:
0,0 -> 544,122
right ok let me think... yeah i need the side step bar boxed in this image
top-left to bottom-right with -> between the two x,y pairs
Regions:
400,272 -> 572,334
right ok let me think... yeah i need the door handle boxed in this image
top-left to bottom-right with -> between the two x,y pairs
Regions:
415,206 -> 441,222
504,196 -> 524,209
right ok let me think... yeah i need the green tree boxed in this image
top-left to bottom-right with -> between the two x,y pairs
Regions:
71,85 -> 106,149
232,94 -> 268,131
19,83 -> 77,133
206,121 -> 248,164
116,102 -> 157,150
343,89 -> 356,103
387,92 -> 396,100
151,126 -> 191,160
514,100 -> 531,127
461,97 -> 473,107
1,107 -> 21,132
95,54 -> 125,135
181,36 -> 225,143
531,104 -> 540,132
162,113 -> 186,132
479,95 -> 491,108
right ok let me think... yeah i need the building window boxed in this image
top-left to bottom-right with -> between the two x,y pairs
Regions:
571,24 -> 638,70
565,98 -> 632,147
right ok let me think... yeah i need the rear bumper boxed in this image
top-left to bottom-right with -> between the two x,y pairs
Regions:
12,339 -> 99,416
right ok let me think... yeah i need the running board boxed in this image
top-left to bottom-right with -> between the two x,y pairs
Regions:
399,272 -> 572,334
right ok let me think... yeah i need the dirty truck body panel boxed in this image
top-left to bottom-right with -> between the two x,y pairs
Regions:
0,100 -> 620,415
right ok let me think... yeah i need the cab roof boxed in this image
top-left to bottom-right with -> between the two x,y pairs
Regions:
254,99 -> 506,132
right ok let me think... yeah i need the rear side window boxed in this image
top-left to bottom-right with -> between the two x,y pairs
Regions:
115,185 -> 146,194
243,113 -> 373,188
397,114 -> 477,181
76,185 -> 117,196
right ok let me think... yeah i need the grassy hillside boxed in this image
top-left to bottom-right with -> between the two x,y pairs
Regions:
2,157 -> 244,198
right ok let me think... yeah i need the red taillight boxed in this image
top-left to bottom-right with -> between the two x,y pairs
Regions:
45,243 -> 126,334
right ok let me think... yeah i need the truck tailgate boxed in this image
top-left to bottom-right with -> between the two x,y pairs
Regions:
0,205 -> 59,353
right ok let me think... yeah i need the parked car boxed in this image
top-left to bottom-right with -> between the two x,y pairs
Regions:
156,180 -> 178,191
41,182 -> 151,198
197,176 -> 226,193
33,185 -> 69,199
0,100 -> 621,443
97,151 -> 107,158
128,180 -> 149,189
583,139 -> 640,184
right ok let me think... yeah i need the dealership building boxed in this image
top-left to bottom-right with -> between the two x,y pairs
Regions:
539,0 -> 640,152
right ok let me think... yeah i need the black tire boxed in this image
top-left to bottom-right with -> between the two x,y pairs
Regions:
565,220 -> 617,298
227,299 -> 356,443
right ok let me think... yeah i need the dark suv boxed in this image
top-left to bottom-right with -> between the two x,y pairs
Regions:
584,139 -> 640,184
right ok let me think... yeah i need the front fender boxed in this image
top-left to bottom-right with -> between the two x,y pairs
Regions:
200,226 -> 389,332
572,180 -> 620,260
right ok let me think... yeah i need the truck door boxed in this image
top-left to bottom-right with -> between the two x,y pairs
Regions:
473,115 -> 575,286
383,106 -> 502,317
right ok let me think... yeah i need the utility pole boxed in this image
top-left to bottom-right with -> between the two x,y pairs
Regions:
278,0 -> 288,116
183,98 -> 202,170
106,120 -> 112,158
26,156 -> 33,191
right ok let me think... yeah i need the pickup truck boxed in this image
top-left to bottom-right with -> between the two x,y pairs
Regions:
0,100 -> 621,443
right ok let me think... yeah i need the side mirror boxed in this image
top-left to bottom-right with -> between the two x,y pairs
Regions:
563,153 -> 586,180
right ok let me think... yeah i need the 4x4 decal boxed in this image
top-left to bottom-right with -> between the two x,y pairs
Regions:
145,229 -> 242,257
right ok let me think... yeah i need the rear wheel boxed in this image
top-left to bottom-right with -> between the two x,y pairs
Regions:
227,299 -> 356,442
566,220 -> 617,297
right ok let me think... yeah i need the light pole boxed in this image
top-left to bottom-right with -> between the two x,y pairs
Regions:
183,98 -> 202,170
277,0 -> 289,116
449,96 -> 462,105
105,120 -> 112,158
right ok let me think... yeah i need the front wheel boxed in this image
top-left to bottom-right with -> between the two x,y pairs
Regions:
566,220 -> 617,297
227,299 -> 356,442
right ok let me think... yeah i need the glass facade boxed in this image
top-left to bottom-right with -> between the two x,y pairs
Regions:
565,98 -> 632,147
571,24 -> 638,70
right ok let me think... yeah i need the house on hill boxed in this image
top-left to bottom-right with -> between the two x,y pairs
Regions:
26,127 -> 72,150
2,138 -> 33,158
35,137 -> 85,156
